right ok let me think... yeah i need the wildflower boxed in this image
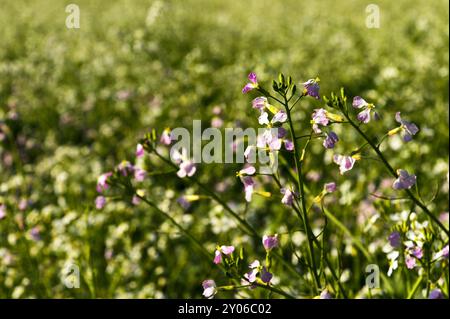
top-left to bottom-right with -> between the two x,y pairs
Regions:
392,169 -> 416,190
280,188 -> 294,206
134,168 -> 146,182
242,176 -> 255,202
117,161 -> 134,176
411,247 -> 423,259
324,182 -> 337,193
394,112 -> 419,142
0,204 -> 6,220
352,96 -> 376,124
177,196 -> 190,209
213,245 -> 235,264
435,245 -> 449,260
238,165 -> 256,176
323,131 -> 339,149
177,160 -> 196,178
284,139 -> 294,151
30,227 -> 40,241
258,111 -> 269,125
242,72 -> 258,94
211,117 -> 223,128
311,108 -> 329,133
260,267 -> 273,283
202,279 -> 217,299
319,290 -> 333,299
302,78 -> 320,99
252,97 -> 268,110
244,260 -> 260,283
387,250 -> 399,277
333,154 -> 356,175
136,143 -> 144,158
271,110 -> 287,124
96,172 -> 113,193
18,199 -> 28,211
429,289 -> 444,299
95,196 -> 106,210
388,231 -> 401,248
132,195 -> 141,206
405,256 -> 416,269
262,234 -> 279,250
160,128 -> 172,145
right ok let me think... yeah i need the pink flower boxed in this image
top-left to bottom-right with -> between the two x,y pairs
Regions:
160,129 -> 172,145
95,196 -> 106,210
0,204 -> 6,220
97,172 -> 113,193
252,97 -> 267,110
117,161 -> 134,176
429,289 -> 444,299
405,256 -> 416,269
435,245 -> 449,260
213,245 -> 235,264
242,176 -> 255,202
30,227 -> 40,241
262,234 -> 279,250
213,250 -> 222,264
244,260 -> 260,283
395,112 -> 419,142
136,144 -> 144,158
333,154 -> 356,175
202,279 -> 217,298
242,72 -> 258,94
392,169 -> 416,190
239,165 -> 256,176
352,96 -> 375,124
132,195 -> 141,206
302,78 -> 320,99
311,108 -> 329,133
388,231 -> 401,248
284,139 -> 294,151
324,182 -> 337,193
177,160 -> 196,178
260,267 -> 273,283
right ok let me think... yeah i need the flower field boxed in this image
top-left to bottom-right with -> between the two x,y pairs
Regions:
0,0 -> 448,299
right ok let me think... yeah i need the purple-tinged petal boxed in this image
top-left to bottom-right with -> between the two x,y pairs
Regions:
388,231 -> 401,248
323,131 -> 339,149
248,72 -> 257,84
271,110 -> 287,124
213,250 -> 222,264
136,143 -> 144,158
262,234 -> 279,250
284,139 -> 294,151
352,96 -> 368,109
357,108 -> 371,123
220,245 -> 235,255
95,196 -> 106,210
324,182 -> 337,193
260,267 -> 273,283
429,289 -> 444,299
252,97 -> 267,110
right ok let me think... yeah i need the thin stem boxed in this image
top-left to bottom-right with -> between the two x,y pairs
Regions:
282,94 -> 320,292
343,111 -> 449,236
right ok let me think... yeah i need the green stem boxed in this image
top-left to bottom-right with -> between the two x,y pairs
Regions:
343,112 -> 449,236
282,94 -> 320,292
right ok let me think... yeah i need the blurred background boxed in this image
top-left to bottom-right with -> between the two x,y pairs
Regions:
0,0 -> 448,298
